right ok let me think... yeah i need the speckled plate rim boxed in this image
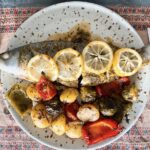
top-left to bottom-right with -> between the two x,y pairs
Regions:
1,1 -> 147,150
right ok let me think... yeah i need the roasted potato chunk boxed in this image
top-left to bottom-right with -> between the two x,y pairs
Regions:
60,88 -> 79,103
122,85 -> 138,102
26,84 -> 41,101
66,121 -> 82,138
31,103 -> 52,128
50,114 -> 66,136
80,87 -> 96,102
77,104 -> 100,122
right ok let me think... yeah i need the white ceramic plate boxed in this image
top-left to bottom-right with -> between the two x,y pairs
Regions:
1,2 -> 150,150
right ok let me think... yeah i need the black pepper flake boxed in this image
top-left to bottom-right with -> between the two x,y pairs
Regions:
50,134 -> 53,138
31,32 -> 34,36
94,18 -> 98,22
97,10 -> 99,13
43,24 -> 46,26
23,36 -> 25,38
60,144 -> 63,147
45,135 -> 49,138
125,114 -> 130,123
104,20 -> 108,24
14,35 -> 17,38
67,6 -> 69,8
81,7 -> 85,10
45,130 -> 48,133
87,11 -> 90,14
108,26 -> 112,30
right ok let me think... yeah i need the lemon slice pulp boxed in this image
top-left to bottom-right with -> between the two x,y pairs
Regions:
113,48 -> 142,76
54,48 -> 83,81
82,41 -> 113,75
27,54 -> 58,82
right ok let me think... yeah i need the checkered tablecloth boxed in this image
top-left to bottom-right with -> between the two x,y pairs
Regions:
0,3 -> 150,150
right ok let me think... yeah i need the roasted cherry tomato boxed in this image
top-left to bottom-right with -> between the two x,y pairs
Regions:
82,119 -> 122,145
36,76 -> 57,101
96,77 -> 130,97
65,102 -> 79,121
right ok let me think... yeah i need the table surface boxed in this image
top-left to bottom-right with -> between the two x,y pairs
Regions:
1,0 -> 150,7
0,1 -> 150,150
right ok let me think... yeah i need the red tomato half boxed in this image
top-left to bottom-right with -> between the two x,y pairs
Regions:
36,76 -> 57,101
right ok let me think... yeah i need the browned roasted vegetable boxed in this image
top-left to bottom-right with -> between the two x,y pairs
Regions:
6,84 -> 32,117
80,87 -> 96,102
122,84 -> 138,102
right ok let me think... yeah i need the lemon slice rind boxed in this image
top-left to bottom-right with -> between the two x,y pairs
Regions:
54,48 -> 83,81
113,48 -> 142,77
82,41 -> 113,75
27,54 -> 58,82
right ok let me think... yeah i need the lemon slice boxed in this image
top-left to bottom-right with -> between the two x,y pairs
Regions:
113,48 -> 142,76
54,48 -> 83,81
82,41 -> 113,75
27,54 -> 58,82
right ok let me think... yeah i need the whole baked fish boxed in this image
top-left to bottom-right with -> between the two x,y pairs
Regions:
0,40 -> 86,81
2,40 -> 148,87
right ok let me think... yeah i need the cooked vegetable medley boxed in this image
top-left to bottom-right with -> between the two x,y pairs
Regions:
6,40 -> 142,145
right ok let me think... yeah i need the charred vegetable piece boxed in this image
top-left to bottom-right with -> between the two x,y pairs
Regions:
110,95 -> 127,123
77,104 -> 100,122
36,76 -> 57,101
6,84 -> 32,117
99,97 -> 118,116
31,103 -> 52,128
122,84 -> 138,102
82,119 -> 122,145
26,83 -> 41,101
124,102 -> 132,114
50,114 -> 67,136
66,121 -> 82,138
96,77 -> 130,97
80,87 -> 96,102
60,88 -> 79,103
65,102 -> 79,121
44,96 -> 63,119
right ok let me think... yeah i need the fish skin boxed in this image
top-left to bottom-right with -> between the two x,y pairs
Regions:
0,40 -> 87,81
